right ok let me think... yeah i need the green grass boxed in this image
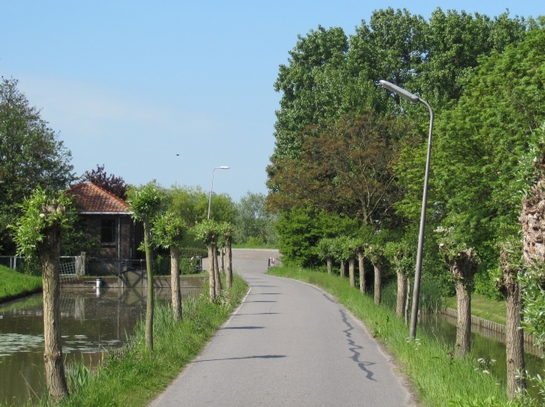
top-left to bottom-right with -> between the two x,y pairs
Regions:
268,266 -> 535,407
0,264 -> 42,302
444,294 -> 507,325
44,275 -> 248,407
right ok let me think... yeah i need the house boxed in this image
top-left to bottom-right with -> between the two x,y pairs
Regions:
68,182 -> 143,276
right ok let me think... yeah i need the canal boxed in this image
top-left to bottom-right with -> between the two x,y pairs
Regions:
0,285 -> 201,406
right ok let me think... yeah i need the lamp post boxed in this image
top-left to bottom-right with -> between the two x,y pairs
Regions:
379,80 -> 434,340
207,166 -> 230,220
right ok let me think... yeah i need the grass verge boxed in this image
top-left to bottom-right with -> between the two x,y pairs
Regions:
268,266 -> 533,407
0,264 -> 42,303
445,294 -> 507,325
23,275 -> 247,407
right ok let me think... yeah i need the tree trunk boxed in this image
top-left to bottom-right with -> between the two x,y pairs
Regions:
220,248 -> 225,273
348,257 -> 355,287
207,244 -> 216,300
374,263 -> 382,305
396,272 -> 407,318
213,244 -> 222,296
455,279 -> 471,357
40,226 -> 69,401
340,260 -> 346,278
144,219 -> 154,351
505,283 -> 526,398
358,251 -> 365,293
326,257 -> 332,275
499,247 -> 526,399
405,277 -> 411,325
170,246 -> 181,321
441,247 -> 479,358
225,240 -> 233,288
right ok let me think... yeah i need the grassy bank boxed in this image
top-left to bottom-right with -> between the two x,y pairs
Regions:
268,266 -> 533,407
18,275 -> 247,407
0,264 -> 42,303
445,294 -> 507,325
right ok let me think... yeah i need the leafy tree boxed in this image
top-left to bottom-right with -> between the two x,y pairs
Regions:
152,211 -> 186,321
12,187 -> 75,401
273,25 -> 349,160
0,78 -> 74,253
347,8 -> 427,89
415,9 -> 526,109
233,192 -> 277,245
127,182 -> 163,351
273,208 -> 358,267
268,112 -> 408,227
79,164 -> 128,199
170,185 -> 235,224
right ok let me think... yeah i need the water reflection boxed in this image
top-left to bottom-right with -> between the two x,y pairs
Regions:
0,287 -> 200,406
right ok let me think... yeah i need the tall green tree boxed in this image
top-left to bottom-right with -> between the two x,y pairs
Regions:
127,182 -> 163,351
273,25 -> 348,160
0,78 -> 74,253
233,192 -> 277,245
12,187 -> 75,402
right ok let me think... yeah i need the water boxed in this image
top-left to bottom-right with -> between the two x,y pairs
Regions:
0,286 -> 200,406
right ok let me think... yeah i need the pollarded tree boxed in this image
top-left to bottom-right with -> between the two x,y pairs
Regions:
385,237 -> 415,319
366,244 -> 386,306
12,187 -> 75,402
127,182 -> 163,351
317,237 -> 336,274
436,225 -> 480,358
345,238 -> 360,288
218,222 -> 234,288
152,211 -> 186,321
194,219 -> 222,300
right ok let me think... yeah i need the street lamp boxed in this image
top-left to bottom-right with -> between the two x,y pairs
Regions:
379,80 -> 434,340
207,166 -> 230,220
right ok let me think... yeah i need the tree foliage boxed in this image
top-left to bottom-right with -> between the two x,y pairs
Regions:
12,187 -> 75,257
233,192 -> 277,245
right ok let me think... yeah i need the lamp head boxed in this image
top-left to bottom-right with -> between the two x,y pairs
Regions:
379,80 -> 420,103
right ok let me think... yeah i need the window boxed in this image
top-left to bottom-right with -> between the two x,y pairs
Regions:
101,219 -> 116,244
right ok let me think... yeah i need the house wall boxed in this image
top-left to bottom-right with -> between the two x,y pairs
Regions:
82,214 -> 144,275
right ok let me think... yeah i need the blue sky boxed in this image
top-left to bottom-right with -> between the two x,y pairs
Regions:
0,1 -> 542,201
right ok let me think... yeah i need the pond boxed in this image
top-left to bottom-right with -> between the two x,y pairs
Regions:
0,286 -> 201,406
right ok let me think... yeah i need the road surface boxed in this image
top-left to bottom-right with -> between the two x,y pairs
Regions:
149,248 -> 416,407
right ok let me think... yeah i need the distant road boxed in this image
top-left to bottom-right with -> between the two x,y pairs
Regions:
149,248 -> 416,407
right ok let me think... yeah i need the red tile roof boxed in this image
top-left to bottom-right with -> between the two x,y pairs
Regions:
68,182 -> 130,213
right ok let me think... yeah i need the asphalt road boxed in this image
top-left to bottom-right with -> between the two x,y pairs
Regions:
149,249 -> 416,407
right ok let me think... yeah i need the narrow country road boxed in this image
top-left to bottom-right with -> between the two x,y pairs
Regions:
149,249 -> 416,407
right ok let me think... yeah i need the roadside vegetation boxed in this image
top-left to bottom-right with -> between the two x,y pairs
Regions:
268,266 -> 536,407
0,264 -> 42,303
